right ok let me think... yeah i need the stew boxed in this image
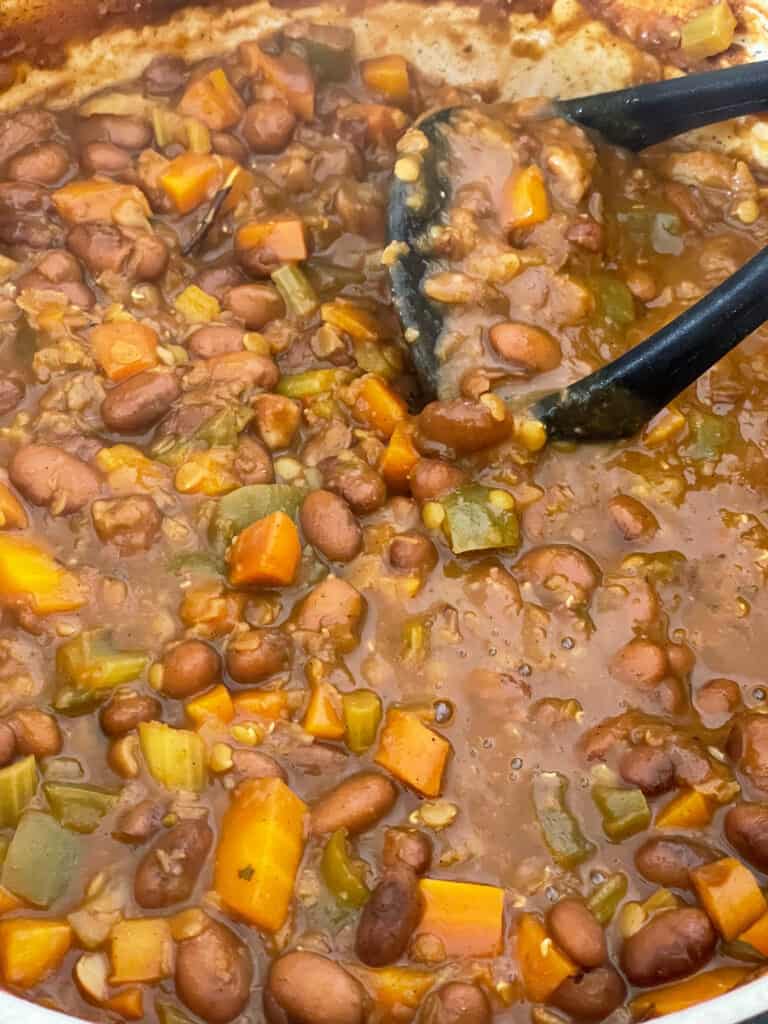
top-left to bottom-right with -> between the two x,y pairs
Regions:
0,18 -> 767,1024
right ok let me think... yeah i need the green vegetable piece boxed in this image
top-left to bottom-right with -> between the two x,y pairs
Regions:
686,410 -> 734,461
402,618 -> 428,660
139,721 -> 207,793
592,273 -> 635,326
44,782 -> 119,834
276,368 -> 344,399
586,872 -> 628,925
0,755 -> 37,828
283,23 -> 354,81
156,1003 -> 196,1024
56,629 -> 148,692
321,828 -> 370,908
2,810 -> 80,907
343,690 -> 382,754
209,483 -> 305,552
196,405 -> 254,449
441,485 -> 520,555
720,939 -> 767,963
533,771 -> 596,869
592,785 -> 651,841
0,836 -> 9,869
271,264 -> 319,318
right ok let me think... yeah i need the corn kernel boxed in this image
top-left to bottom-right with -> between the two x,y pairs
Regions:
516,417 -> 548,452
488,489 -> 515,511
209,743 -> 234,773
230,723 -> 265,746
422,501 -> 446,530
148,663 -> 164,691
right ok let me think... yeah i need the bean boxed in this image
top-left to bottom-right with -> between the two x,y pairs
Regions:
0,373 -> 24,416
212,132 -> 248,164
635,836 -> 718,890
727,711 -> 768,793
619,744 -> 675,796
488,321 -> 561,373
547,899 -> 606,968
101,370 -> 180,434
68,223 -> 133,275
355,864 -> 422,966
264,951 -> 367,1024
300,490 -> 362,563
226,629 -> 291,684
10,444 -> 100,514
418,398 -> 512,453
242,100 -> 297,153
135,818 -> 213,908
8,708 -> 62,758
302,420 -> 352,467
225,282 -> 285,329
8,142 -> 70,184
231,748 -> 287,784
310,771 -> 397,836
143,54 -> 188,95
81,141 -> 133,175
35,250 -> 82,284
725,803 -> 768,873
131,232 -> 169,281
696,678 -> 742,720
389,531 -> 438,572
203,351 -> 279,390
0,181 -> 60,248
550,966 -> 626,1021
666,642 -> 695,678
516,544 -> 600,599
320,455 -> 386,515
0,110 -> 56,165
382,828 -> 432,875
188,325 -> 244,359
108,734 -> 141,778
610,638 -> 668,688
0,723 -> 16,767
114,799 -> 164,843
99,690 -> 161,737
162,639 -> 221,698
252,394 -> 301,451
176,917 -> 252,1024
16,269 -> 94,309
195,263 -> 245,301
78,114 -> 152,150
408,458 -> 466,502
92,495 -> 162,553
607,494 -> 658,540
285,741 -> 349,775
295,576 -> 365,639
620,908 -> 716,986
420,983 -> 492,1024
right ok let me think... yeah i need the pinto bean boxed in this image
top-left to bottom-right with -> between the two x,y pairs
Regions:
418,398 -> 512,453
264,951 -> 367,1024
16,268 -> 94,308
242,100 -> 297,153
143,54 -> 188,95
68,223 -> 133,275
78,114 -> 152,150
319,455 -> 386,515
188,325 -> 244,359
0,110 -> 56,165
0,373 -> 24,416
225,629 -> 291,684
620,908 -> 716,986
356,865 -> 422,966
212,132 -> 248,163
0,722 -> 16,768
610,639 -> 668,688
420,983 -> 492,1024
234,436 -> 274,485
727,711 -> 768,792
547,899 -> 606,968
516,544 -> 600,600
725,803 -> 768,873
8,708 -> 62,758
550,966 -> 626,1021
619,744 -> 676,795
81,141 -> 133,175
101,370 -> 180,434
8,142 -> 70,185
131,232 -> 169,281
252,394 -> 301,451
295,576 -> 365,640
310,771 -> 397,836
135,818 -> 214,908
10,444 -> 100,514
195,263 -> 245,301
162,639 -> 221,699
408,458 -> 466,502
388,531 -> 438,572
0,181 -> 61,248
176,917 -> 253,1024
231,748 -> 287,784
696,678 -> 742,721
302,420 -> 352,466
92,495 -> 162,553
99,690 -> 161,737
284,741 -> 349,775
114,798 -> 165,843
225,282 -> 285,329
202,351 -> 279,390
382,828 -> 432,875
607,494 -> 658,540
300,490 -> 362,563
488,321 -> 561,373
635,836 -> 718,890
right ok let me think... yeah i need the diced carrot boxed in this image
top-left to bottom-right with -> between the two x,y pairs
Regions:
160,153 -> 222,214
235,219 -> 307,263
0,482 -> 28,530
109,919 -> 173,984
353,375 -> 408,438
338,103 -> 409,146
738,910 -> 768,955
321,300 -> 380,342
380,421 -> 420,490
178,68 -> 245,131
516,913 -> 578,1003
228,511 -> 302,587
233,689 -> 291,721
350,965 -> 435,1019
360,55 -> 411,105
186,684 -> 234,727
415,878 -> 504,958
0,536 -> 85,615
104,987 -> 144,1020
629,967 -> 751,1018
691,856 -> 767,940
0,918 -> 72,989
179,580 -> 246,637
214,777 -> 307,931
53,180 -> 151,224
239,43 -> 315,121
655,789 -> 712,829
500,165 -> 549,233
374,709 -> 451,797
91,320 -> 158,382
303,681 -> 345,740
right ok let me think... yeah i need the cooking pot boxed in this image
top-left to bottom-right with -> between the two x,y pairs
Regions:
1,2 -> 768,1021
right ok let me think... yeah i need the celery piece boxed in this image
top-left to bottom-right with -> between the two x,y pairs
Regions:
321,828 -> 370,908
0,756 -> 38,827
44,782 -> 120,834
277,368 -> 344,399
533,771 -> 596,869
681,0 -> 736,60
587,872 -> 628,925
343,690 -> 383,754
56,629 -> 148,692
196,405 -> 254,448
442,485 -> 520,555
139,722 -> 207,792
685,410 -> 733,461
592,273 -> 635,326
592,785 -> 651,842
2,810 -> 80,907
209,483 -> 305,552
271,264 -> 319,318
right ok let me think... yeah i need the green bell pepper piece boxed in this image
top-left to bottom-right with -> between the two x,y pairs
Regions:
56,629 -> 148,693
441,485 -> 520,555
209,483 -> 305,553
533,771 -> 595,869
321,828 -> 370,908
0,755 -> 37,828
592,785 -> 651,841
586,872 -> 628,924
685,410 -> 733,461
2,810 -> 80,907
276,368 -> 345,399
343,690 -> 382,754
44,782 -> 120,834
590,273 -> 635,327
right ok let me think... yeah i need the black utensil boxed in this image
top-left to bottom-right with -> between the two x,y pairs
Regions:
388,61 -> 768,437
